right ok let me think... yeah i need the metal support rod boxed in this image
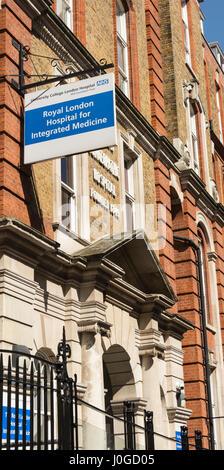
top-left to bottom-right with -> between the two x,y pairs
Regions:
181,425 -> 189,450
144,410 -> 155,450
74,374 -> 79,450
11,39 -> 114,93
195,430 -> 203,450
174,235 -> 215,450
19,44 -> 25,93
20,63 -> 114,91
123,401 -> 136,450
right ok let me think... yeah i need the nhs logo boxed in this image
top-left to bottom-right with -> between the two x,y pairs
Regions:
96,79 -> 109,86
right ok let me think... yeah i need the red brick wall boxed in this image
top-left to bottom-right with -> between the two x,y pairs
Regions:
73,0 -> 86,45
0,0 -> 52,237
145,0 -> 166,135
155,152 -> 219,447
154,160 -> 178,312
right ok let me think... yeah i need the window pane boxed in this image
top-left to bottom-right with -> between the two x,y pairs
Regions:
181,0 -> 191,64
58,0 -> 67,23
57,0 -> 72,29
61,158 -> 67,185
117,38 -> 125,71
216,86 -> 223,143
198,234 -> 211,323
125,195 -> 134,232
116,0 -> 126,41
61,157 -> 73,188
116,0 -> 129,96
118,72 -> 128,94
124,159 -> 134,197
124,160 -> 129,192
61,187 -> 71,229
192,135 -> 199,174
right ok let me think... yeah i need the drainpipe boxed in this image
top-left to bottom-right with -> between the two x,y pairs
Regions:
173,235 -> 215,450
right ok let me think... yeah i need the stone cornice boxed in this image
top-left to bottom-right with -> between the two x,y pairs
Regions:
179,168 -> 206,199
160,311 -> 194,340
105,281 -> 178,316
179,169 -> 224,227
79,300 -> 107,324
0,217 -> 87,279
0,219 -> 179,318
104,294 -> 137,316
165,345 -> 184,365
143,294 -> 176,312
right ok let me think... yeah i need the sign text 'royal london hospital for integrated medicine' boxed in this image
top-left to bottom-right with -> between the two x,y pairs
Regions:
24,73 -> 117,164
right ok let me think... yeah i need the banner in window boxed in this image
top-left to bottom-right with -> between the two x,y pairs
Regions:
24,73 -> 117,164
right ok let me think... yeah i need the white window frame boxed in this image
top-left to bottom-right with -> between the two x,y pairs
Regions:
124,155 -> 135,232
215,83 -> 223,143
119,131 -> 144,234
197,229 -> 212,325
181,0 -> 191,66
200,9 -> 205,35
198,235 -> 209,316
116,0 -> 129,97
61,156 -> 77,233
190,103 -> 200,175
57,0 -> 73,30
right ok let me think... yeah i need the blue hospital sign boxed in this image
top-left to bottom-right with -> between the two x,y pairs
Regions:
2,406 -> 30,442
24,73 -> 117,164
175,430 -> 182,450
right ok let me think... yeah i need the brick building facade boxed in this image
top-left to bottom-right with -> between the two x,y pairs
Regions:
157,0 -> 224,449
0,0 -> 224,450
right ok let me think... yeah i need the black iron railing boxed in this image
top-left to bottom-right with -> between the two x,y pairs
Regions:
0,350 -> 58,450
0,329 -> 206,451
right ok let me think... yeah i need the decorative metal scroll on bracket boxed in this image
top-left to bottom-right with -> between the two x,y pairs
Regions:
51,57 -> 109,79
11,38 -> 114,93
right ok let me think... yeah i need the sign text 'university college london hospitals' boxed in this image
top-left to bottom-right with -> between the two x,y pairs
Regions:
24,73 -> 117,164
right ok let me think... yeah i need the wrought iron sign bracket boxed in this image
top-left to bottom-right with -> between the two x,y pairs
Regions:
11,40 -> 114,95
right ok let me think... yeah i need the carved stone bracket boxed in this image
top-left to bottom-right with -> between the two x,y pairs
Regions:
208,350 -> 217,372
77,319 -> 111,338
135,328 -> 166,359
167,407 -> 192,424
110,398 -> 148,417
210,178 -> 219,203
173,138 -> 191,172
207,251 -> 218,263
183,78 -> 200,109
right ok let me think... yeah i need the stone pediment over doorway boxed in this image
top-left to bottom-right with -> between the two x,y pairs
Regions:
73,230 -> 177,310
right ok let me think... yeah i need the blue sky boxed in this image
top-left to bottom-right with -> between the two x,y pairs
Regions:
200,0 -> 224,51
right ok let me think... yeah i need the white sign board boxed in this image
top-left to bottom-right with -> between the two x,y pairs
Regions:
24,73 -> 117,164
